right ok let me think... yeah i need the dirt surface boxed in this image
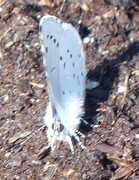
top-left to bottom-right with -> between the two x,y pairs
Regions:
1,0 -> 139,179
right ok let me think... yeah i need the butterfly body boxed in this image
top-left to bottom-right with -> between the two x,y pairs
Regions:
39,15 -> 86,152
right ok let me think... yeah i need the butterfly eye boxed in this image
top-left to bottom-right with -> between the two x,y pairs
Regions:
52,122 -> 64,132
52,123 -> 54,130
60,124 -> 64,132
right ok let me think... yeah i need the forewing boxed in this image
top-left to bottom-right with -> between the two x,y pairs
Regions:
39,15 -> 63,105
39,15 -> 86,109
58,22 -> 86,108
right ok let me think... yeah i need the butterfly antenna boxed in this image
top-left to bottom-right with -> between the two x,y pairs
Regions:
75,129 -> 85,138
81,118 -> 99,128
66,135 -> 74,153
73,131 -> 85,150
20,125 -> 46,147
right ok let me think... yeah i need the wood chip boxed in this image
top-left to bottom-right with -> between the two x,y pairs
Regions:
112,166 -> 132,180
93,143 -> 122,155
132,69 -> 139,76
38,0 -> 54,7
9,131 -> 31,144
63,168 -> 76,177
81,3 -> 89,11
29,81 -> 45,88
108,154 -> 133,167
120,75 -> 129,111
0,27 -> 12,43
0,0 -> 5,6
0,49 -> 3,59
5,41 -> 14,48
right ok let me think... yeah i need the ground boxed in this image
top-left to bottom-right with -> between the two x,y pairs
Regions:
0,0 -> 139,179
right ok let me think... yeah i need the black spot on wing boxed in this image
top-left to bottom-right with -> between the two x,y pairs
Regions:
50,35 -> 53,39
52,123 -> 54,130
77,75 -> 80,85
47,35 -> 49,38
67,49 -> 69,53
51,67 -> 56,72
70,54 -> 72,58
62,91 -> 65,95
72,62 -> 75,67
64,62 -> 66,69
45,47 -> 48,53
60,124 -> 64,132
54,39 -> 56,43
60,56 -> 62,60
57,42 -> 59,47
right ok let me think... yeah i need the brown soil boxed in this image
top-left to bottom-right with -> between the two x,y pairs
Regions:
1,0 -> 139,179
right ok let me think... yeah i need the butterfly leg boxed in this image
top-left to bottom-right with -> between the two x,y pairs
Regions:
48,134 -> 55,151
65,135 -> 74,153
73,132 -> 85,150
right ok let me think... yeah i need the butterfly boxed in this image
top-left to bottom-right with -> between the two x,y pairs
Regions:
39,15 -> 86,152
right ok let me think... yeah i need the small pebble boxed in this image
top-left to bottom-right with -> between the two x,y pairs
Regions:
13,175 -> 20,180
11,157 -> 22,167
5,152 -> 12,158
31,160 -> 41,165
34,42 -> 39,47
90,37 -> 95,43
117,86 -> 126,94
98,48 -> 109,55
0,7 -> 3,12
24,44 -> 30,50
3,94 -> 9,103
83,37 -> 90,44
135,134 -> 139,141
29,98 -> 36,104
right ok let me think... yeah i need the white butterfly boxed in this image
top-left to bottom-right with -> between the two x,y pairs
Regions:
39,15 -> 86,152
